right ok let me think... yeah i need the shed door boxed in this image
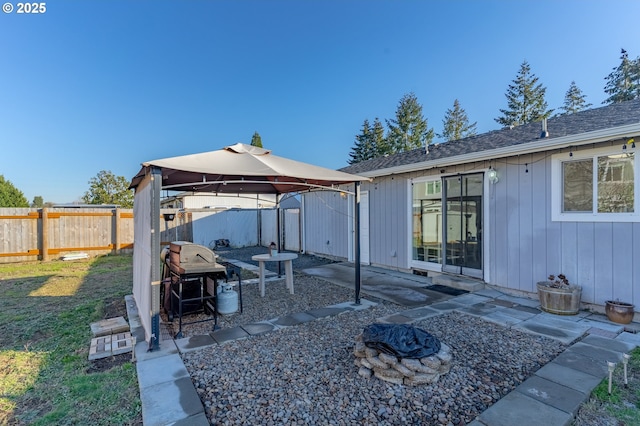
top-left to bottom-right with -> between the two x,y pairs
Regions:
442,174 -> 483,279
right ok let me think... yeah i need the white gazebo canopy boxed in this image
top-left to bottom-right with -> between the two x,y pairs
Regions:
130,143 -> 370,348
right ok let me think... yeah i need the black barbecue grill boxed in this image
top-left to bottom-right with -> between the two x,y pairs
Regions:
163,241 -> 230,338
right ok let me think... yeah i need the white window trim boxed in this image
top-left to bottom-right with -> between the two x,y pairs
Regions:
408,176 -> 443,271
551,146 -> 640,222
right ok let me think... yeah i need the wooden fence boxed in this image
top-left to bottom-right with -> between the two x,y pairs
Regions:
0,207 -> 194,263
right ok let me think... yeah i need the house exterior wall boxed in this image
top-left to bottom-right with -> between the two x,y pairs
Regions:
302,190 -> 351,259
490,148 -> 640,308
303,143 -> 639,309
366,175 -> 409,270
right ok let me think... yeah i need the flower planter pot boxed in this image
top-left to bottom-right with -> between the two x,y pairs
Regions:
605,300 -> 635,324
536,282 -> 582,315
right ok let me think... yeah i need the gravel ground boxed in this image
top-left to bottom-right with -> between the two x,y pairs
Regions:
163,246 -> 348,336
177,247 -> 568,425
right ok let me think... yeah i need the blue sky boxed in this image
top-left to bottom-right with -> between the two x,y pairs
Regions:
1,0 -> 639,204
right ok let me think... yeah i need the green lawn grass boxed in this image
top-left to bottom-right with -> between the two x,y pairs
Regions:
0,255 -> 141,425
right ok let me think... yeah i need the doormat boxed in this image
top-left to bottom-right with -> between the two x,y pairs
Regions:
426,285 -> 468,296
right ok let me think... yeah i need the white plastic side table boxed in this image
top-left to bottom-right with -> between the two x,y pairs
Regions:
251,253 -> 298,297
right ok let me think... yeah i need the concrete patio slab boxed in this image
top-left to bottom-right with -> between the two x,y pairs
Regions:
175,334 -> 217,354
515,375 -> 588,415
430,301 -> 465,311
495,294 -> 540,308
492,306 -> 538,321
623,322 -> 640,333
568,341 -> 625,363
451,293 -> 492,306
536,310 -> 591,322
136,353 -> 189,388
457,303 -> 502,317
140,377 -> 204,426
241,322 -> 277,336
522,314 -> 592,334
306,307 -> 350,318
535,362 -> 602,394
586,327 -> 619,339
211,326 -> 250,343
580,334 -> 635,354
487,298 -> 517,308
513,321 -> 585,344
616,331 -> 640,347
130,336 -> 179,364
553,350 -> 609,378
330,298 -> 377,311
477,391 -> 572,426
302,263 -> 444,306
482,310 -> 526,327
400,306 -> 440,320
171,412 -> 210,426
431,273 -> 484,292
272,312 -> 317,326
473,288 -> 505,298
511,304 -> 543,315
576,318 -> 625,333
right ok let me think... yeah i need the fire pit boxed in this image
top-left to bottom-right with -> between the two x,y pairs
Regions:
353,324 -> 452,386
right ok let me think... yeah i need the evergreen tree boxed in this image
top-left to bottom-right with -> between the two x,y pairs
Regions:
557,81 -> 592,116
250,131 -> 263,148
348,118 -> 389,164
386,92 -> 434,153
371,117 -> 388,156
438,99 -> 477,141
603,48 -> 640,104
349,119 -> 374,164
31,196 -> 44,208
495,61 -> 553,127
0,175 -> 29,207
82,170 -> 134,208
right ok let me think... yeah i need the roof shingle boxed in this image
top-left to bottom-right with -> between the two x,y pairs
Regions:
341,99 -> 640,175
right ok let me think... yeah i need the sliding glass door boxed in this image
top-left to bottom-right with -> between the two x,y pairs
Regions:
442,174 -> 483,278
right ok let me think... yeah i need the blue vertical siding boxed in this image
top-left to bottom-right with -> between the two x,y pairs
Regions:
303,149 -> 639,308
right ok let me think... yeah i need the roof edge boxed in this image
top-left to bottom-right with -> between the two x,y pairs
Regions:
358,122 -> 640,178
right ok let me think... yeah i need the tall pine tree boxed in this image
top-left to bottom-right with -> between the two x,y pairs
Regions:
371,118 -> 387,156
603,48 -> 640,104
495,61 -> 553,127
250,131 -> 263,147
386,93 -> 434,153
348,118 -> 387,164
439,99 -> 477,141
557,81 -> 592,116
349,119 -> 373,164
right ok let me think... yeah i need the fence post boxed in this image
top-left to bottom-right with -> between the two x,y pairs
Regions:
113,208 -> 121,254
41,208 -> 50,261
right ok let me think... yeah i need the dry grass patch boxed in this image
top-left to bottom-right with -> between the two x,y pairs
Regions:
0,255 -> 141,426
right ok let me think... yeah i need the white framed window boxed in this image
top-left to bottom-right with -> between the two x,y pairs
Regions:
552,146 -> 639,222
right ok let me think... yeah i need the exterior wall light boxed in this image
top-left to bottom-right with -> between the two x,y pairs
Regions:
487,168 -> 499,184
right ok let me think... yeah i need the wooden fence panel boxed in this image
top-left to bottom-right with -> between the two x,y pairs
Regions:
0,208 -> 39,262
0,207 -> 136,263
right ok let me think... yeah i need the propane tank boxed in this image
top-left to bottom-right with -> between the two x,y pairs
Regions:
217,283 -> 238,314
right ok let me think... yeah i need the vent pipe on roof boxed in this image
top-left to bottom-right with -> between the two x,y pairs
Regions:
541,118 -> 549,138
